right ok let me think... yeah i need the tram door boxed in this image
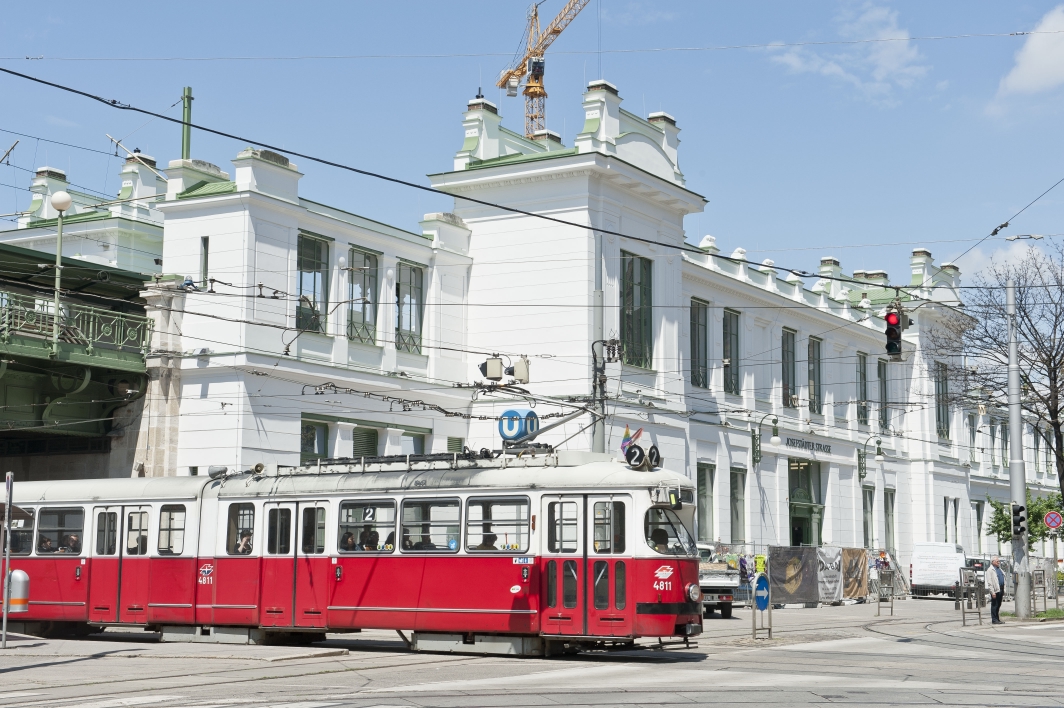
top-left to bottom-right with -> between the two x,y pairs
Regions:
261,502 -> 296,627
118,506 -> 152,623
294,502 -> 328,628
586,495 -> 633,637
541,496 -> 585,635
88,506 -> 121,623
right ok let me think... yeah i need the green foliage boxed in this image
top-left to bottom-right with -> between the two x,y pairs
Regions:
986,490 -> 1064,551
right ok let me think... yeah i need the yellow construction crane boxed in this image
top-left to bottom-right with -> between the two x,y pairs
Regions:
496,0 -> 591,139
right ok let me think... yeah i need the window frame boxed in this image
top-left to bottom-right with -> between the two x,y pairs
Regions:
301,506 -> 327,555
125,509 -> 150,557
807,337 -> 822,414
157,504 -> 186,556
696,463 -> 714,543
465,496 -> 531,553
620,251 -> 654,369
347,247 -> 378,345
934,361 -> 950,439
781,328 -> 796,407
400,497 -> 461,553
36,506 -> 84,556
337,499 -> 397,554
856,352 -> 869,425
722,309 -> 740,395
690,298 -> 708,388
591,500 -> 626,555
547,500 -> 579,553
296,234 -> 329,333
878,359 -> 889,430
395,261 -> 425,354
300,421 -> 329,462
8,507 -> 35,556
225,502 -> 256,556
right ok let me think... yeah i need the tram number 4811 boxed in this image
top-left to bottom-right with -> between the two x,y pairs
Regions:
653,580 -> 673,591
198,564 -> 215,585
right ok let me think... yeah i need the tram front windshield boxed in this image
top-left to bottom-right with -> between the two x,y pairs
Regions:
644,507 -> 697,556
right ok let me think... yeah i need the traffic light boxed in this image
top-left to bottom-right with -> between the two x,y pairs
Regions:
1012,503 -> 1028,537
885,309 -> 903,361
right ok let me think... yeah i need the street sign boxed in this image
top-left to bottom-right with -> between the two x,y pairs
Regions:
755,573 -> 770,612
1045,511 -> 1063,530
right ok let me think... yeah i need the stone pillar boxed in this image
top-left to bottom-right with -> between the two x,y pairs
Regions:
332,422 -> 355,458
384,428 -> 405,456
136,281 -> 185,477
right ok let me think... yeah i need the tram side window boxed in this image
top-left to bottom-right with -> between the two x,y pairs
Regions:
562,559 -> 578,608
547,501 -> 578,553
338,500 -> 396,553
226,503 -> 256,555
8,509 -> 34,556
37,507 -> 83,555
466,497 -> 529,552
593,561 -> 609,610
401,499 -> 460,552
126,510 -> 149,556
644,508 -> 697,557
592,501 -> 626,554
546,559 -> 557,608
615,561 -> 627,610
158,505 -> 186,555
96,511 -> 118,556
301,507 -> 326,554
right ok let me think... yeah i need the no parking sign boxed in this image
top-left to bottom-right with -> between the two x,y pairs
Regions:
1045,511 -> 1063,530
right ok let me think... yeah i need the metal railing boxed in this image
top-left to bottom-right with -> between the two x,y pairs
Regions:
0,289 -> 152,356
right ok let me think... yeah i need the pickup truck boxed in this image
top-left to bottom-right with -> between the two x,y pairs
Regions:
698,543 -> 740,619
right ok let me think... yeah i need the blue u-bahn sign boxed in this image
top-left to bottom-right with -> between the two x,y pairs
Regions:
498,409 -> 539,441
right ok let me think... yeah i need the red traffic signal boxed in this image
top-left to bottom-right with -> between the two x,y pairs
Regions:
885,309 -> 903,361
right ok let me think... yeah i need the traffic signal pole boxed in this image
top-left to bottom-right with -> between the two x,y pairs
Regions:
1007,279 -> 1032,619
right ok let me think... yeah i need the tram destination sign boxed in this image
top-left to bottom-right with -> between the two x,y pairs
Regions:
785,438 -> 831,454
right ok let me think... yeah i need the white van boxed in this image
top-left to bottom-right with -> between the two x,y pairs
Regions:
910,542 -> 966,597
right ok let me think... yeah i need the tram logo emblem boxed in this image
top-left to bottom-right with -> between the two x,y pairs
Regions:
199,564 -> 214,577
654,565 -> 675,580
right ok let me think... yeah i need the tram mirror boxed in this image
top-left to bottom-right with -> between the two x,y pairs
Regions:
668,489 -> 682,511
207,466 -> 228,480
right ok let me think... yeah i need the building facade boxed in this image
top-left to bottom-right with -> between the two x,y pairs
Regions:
4,81 -> 1057,571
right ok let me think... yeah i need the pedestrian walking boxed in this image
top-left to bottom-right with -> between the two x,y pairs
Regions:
987,557 -> 1005,624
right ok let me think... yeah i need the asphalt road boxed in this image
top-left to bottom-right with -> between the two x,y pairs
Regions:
2,599 -> 1062,707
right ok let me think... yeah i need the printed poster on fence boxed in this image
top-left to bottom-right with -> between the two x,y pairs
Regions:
842,547 -> 868,598
817,546 -> 843,603
768,546 -> 818,604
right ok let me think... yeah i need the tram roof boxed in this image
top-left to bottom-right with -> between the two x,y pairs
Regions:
10,454 -> 693,504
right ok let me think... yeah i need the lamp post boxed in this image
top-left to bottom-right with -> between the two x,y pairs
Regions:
49,191 -> 72,357
859,434 -> 885,482
752,414 -> 782,465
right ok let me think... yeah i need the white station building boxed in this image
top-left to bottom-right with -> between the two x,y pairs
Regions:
3,81 -> 1057,569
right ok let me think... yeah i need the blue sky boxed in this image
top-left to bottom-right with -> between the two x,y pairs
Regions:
2,1 -> 1063,283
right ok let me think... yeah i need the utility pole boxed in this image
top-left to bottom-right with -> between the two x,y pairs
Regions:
1008,278 -> 1031,618
180,87 -> 193,160
591,224 -> 605,453
49,191 -> 72,357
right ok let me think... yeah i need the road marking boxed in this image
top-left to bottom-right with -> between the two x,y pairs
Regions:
57,696 -> 186,708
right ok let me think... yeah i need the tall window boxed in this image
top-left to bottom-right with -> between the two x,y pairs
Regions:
690,299 -> 708,388
807,337 -> 822,414
297,235 -> 329,333
200,236 -> 209,287
620,252 -> 653,368
723,309 -> 740,395
395,261 -> 424,353
934,362 -> 950,439
942,497 -> 949,542
862,487 -> 874,549
696,463 -> 714,542
1033,427 -> 1041,474
1001,423 -> 1009,467
729,468 -> 746,544
990,422 -> 997,466
782,329 -> 796,407
878,359 -> 889,430
883,489 -> 896,553
968,413 -> 977,463
973,501 -> 984,553
856,352 -> 869,424
348,248 -> 378,344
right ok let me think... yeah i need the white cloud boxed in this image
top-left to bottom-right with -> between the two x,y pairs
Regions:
998,5 -> 1064,96
954,240 -> 1043,280
45,115 -> 78,128
769,3 -> 928,104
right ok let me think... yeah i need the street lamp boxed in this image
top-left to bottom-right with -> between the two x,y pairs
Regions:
859,434 -> 885,481
752,414 -> 782,465
49,191 -> 72,357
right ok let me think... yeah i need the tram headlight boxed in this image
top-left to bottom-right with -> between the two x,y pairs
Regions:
686,583 -> 701,602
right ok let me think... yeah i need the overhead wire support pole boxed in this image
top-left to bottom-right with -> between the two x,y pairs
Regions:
1008,278 -> 1031,619
180,87 -> 193,160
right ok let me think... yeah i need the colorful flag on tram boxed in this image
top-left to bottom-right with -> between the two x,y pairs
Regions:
620,425 -> 643,454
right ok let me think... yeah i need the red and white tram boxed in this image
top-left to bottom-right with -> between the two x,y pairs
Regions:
5,451 -> 701,654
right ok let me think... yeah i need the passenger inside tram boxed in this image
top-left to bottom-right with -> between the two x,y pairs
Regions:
363,530 -> 380,550
650,528 -> 670,553
340,532 -> 357,552
401,529 -> 413,550
413,534 -> 436,550
37,536 -> 55,553
63,534 -> 82,554
236,530 -> 253,554
475,533 -> 498,550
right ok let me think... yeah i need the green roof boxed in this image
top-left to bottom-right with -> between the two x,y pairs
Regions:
177,180 -> 237,199
24,210 -> 115,228
465,148 -> 578,170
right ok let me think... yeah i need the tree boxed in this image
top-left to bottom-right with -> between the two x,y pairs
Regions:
986,490 -> 1063,551
927,242 -> 1064,500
